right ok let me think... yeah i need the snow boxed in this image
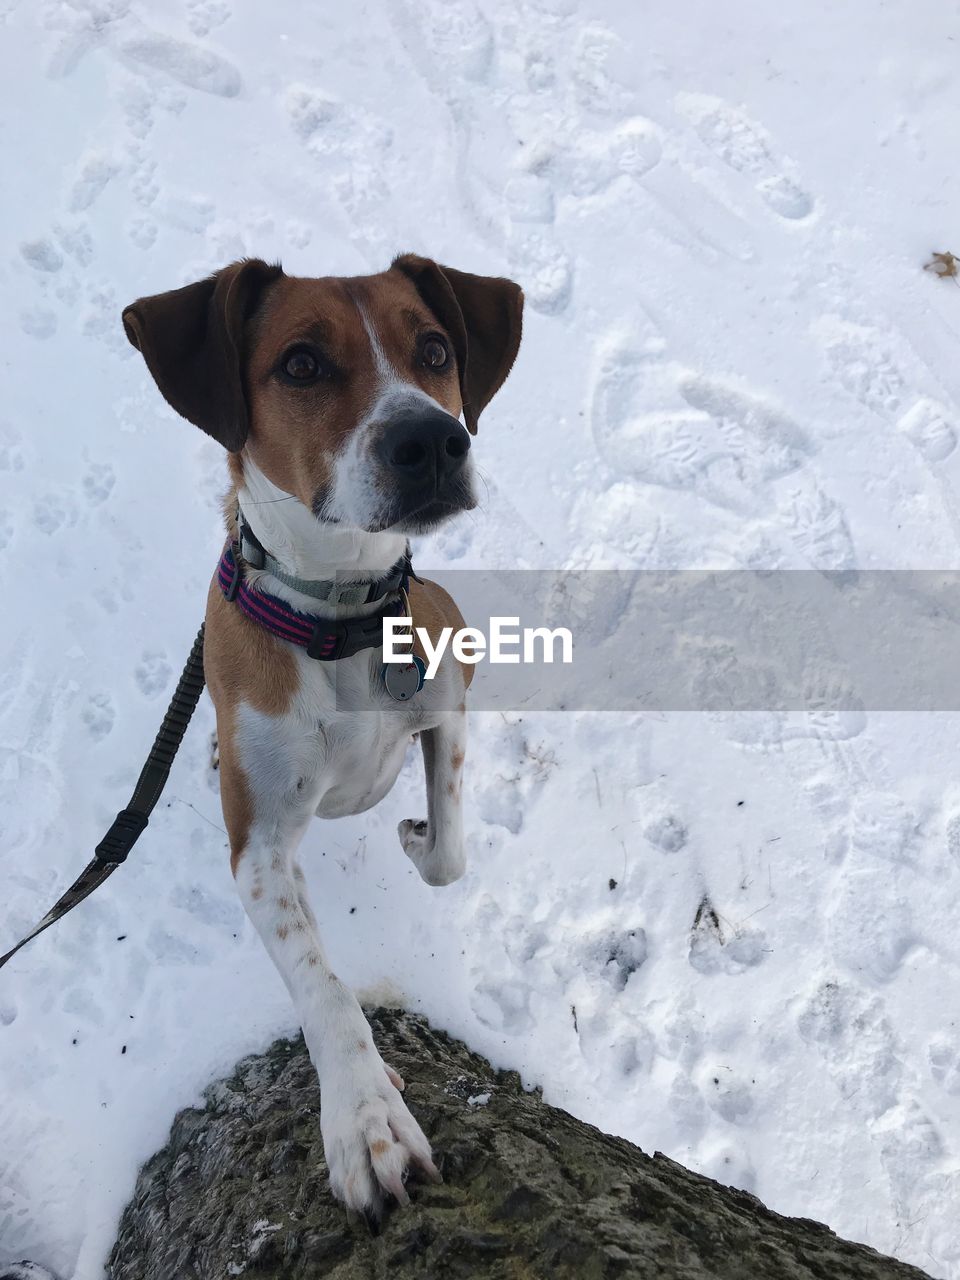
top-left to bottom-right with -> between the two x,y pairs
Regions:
1,0 -> 959,1277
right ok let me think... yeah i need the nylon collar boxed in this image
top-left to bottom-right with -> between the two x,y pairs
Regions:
235,505 -> 413,605
218,542 -> 415,662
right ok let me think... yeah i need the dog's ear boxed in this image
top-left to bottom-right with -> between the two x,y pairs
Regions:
392,254 -> 523,434
121,258 -> 282,452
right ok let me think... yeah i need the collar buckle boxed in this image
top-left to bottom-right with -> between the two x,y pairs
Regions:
307,621 -> 348,662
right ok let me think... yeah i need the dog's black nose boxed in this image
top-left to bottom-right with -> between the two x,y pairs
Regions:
376,407 -> 470,488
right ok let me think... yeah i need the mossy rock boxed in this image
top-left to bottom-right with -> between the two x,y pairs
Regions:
108,1008 -> 933,1280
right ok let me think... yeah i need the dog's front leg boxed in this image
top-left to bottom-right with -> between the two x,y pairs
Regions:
398,705 -> 467,886
223,775 -> 438,1214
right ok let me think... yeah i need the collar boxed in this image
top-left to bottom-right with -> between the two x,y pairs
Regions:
218,540 -> 416,662
235,505 -> 410,605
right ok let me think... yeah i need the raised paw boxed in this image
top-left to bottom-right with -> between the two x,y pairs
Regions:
398,818 -> 465,886
320,1053 -> 440,1216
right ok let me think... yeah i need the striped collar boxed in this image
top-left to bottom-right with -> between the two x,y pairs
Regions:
217,542 -> 413,662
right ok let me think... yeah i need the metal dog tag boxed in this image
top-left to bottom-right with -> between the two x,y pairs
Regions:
383,654 -> 426,701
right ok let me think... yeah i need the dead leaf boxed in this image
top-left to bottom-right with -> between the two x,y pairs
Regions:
924,251 -> 959,279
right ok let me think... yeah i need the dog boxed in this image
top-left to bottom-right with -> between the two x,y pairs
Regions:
121,255 -> 523,1216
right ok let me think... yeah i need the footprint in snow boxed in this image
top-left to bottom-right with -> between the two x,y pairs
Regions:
471,979 -> 533,1034
590,340 -> 816,517
135,650 -> 172,699
668,1070 -> 706,1133
0,424 -> 24,472
389,0 -> 494,88
80,692 -> 115,742
283,85 -> 396,259
699,1068 -> 755,1124
129,149 -> 160,208
32,492 -> 78,537
825,868 -> 915,985
675,92 -> 815,222
82,461 -> 116,507
127,215 -> 158,250
928,1036 -> 960,1096
813,317 -> 907,418
170,883 -> 244,933
662,999 -> 705,1070
780,474 -> 857,571
569,23 -> 635,118
20,239 -> 63,273
850,791 -> 920,866
185,0 -> 231,38
897,397 -> 958,464
20,308 -> 58,340
507,229 -> 573,316
687,896 -> 767,975
875,1100 -> 945,1204
146,922 -> 213,967
54,221 -> 95,266
643,812 -> 688,853
68,151 -> 120,213
699,1143 -> 757,1194
576,1005 -> 653,1077
115,29 -> 242,97
501,113 -> 662,315
583,926 -> 648,992
797,978 -> 902,1118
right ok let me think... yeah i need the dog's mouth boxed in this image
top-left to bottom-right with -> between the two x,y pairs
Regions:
374,479 -> 477,534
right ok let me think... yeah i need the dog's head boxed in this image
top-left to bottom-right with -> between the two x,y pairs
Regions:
122,256 -> 523,535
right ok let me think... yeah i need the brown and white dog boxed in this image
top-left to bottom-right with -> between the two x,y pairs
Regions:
120,255 -> 523,1216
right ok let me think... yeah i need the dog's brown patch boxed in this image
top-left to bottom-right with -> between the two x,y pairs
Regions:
408,578 -> 475,689
241,272 -> 464,513
204,574 -> 299,872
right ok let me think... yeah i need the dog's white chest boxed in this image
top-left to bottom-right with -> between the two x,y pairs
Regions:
311,713 -> 412,818
235,648 -> 445,823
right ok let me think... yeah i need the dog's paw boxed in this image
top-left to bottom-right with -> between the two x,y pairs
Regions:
398,818 -> 466,886
320,1053 -> 440,1216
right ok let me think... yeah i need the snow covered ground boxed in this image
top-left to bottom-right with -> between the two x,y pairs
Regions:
2,0 -> 960,1275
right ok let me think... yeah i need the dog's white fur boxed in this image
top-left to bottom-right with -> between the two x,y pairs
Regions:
230,396 -> 469,1212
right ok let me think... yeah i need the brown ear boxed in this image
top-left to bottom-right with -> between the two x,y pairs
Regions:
121,258 -> 282,452
392,254 -> 523,434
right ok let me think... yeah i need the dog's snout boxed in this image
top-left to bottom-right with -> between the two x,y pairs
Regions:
377,407 -> 470,485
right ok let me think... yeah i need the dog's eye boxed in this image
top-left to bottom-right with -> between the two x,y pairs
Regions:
420,336 -> 449,370
280,348 -> 324,383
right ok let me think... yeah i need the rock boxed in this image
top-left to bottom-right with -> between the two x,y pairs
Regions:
107,1008 -> 933,1280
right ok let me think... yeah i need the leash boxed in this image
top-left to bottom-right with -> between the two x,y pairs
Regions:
0,625 -> 207,972
0,532 -> 422,971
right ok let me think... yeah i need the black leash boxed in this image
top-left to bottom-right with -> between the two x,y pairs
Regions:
0,624 -> 207,972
